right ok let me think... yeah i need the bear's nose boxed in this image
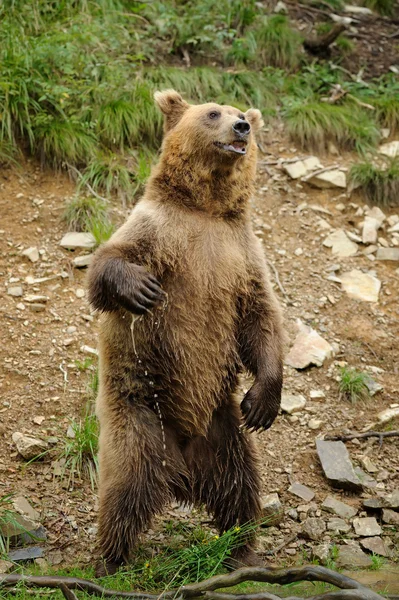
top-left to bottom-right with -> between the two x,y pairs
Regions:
232,119 -> 251,136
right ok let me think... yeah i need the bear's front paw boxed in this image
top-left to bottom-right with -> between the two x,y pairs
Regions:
240,377 -> 281,432
118,265 -> 165,315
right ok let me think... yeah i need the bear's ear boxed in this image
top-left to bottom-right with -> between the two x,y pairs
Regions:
154,89 -> 190,132
245,108 -> 264,134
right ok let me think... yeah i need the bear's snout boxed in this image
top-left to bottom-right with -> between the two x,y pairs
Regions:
232,119 -> 251,137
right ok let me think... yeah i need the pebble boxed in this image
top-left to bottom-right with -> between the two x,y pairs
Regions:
288,483 -> 315,502
22,247 -> 40,263
322,496 -> 357,519
281,393 -> 306,414
8,286 -> 23,297
75,288 -> 85,298
353,516 -> 382,537
285,320 -> 333,369
302,517 -> 326,541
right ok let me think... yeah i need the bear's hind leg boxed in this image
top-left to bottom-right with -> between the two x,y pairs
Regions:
183,402 -> 263,568
96,403 -> 186,576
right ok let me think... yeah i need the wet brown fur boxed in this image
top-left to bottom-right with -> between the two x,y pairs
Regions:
87,90 -> 284,573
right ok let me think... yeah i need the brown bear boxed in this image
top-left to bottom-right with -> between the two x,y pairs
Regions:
87,90 -> 284,576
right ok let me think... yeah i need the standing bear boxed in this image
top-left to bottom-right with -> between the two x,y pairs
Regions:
87,90 -> 284,576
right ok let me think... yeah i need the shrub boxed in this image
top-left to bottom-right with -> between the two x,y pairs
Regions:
349,157 -> 399,206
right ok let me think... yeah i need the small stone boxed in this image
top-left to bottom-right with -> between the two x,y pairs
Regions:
66,326 -> 77,334
388,222 -> 399,233
354,467 -> 377,490
323,230 -> 358,257
7,547 -> 44,562
353,517 -> 381,537
378,140 -> 399,158
24,295 -> 49,303
382,509 -> 399,526
16,303 -> 25,310
360,537 -> 391,557
75,288 -> 85,298
378,237 -> 389,247
316,440 -> 363,492
339,269 -> 380,303
29,303 -> 46,313
281,393 -> 306,414
72,254 -> 93,268
336,544 -> 372,568
66,425 -> 76,439
261,493 -> 284,526
274,0 -> 288,13
385,489 -> 399,509
310,390 -> 325,399
284,156 -> 322,179
12,432 -> 48,460
8,286 -> 23,297
302,517 -> 326,541
34,558 -> 49,570
376,248 -> 399,261
311,544 -> 330,565
33,416 -> 45,425
363,245 -> 378,255
294,248 -> 303,256
377,407 -> 399,424
307,170 -> 346,189
60,232 -> 96,250
327,518 -> 351,533
308,418 -> 322,430
12,496 -> 40,522
368,206 -> 386,225
22,247 -> 39,263
285,319 -> 333,369
360,456 -> 379,474
322,496 -> 357,519
344,4 -> 373,14
362,217 -> 380,244
387,215 -> 399,226
363,498 -> 385,510
47,549 -> 63,566
0,560 -> 14,574
363,374 -> 383,396
288,483 -> 315,502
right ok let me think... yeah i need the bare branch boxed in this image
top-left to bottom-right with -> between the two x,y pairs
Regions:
325,430 -> 399,443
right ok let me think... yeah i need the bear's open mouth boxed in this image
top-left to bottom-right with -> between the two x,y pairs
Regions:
214,140 -> 247,155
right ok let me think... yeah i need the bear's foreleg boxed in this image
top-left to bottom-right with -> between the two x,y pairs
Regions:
238,277 -> 284,432
96,403 -> 187,576
183,402 -> 263,567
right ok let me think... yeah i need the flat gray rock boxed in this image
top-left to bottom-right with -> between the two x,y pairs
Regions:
316,440 -> 363,492
12,432 -> 48,461
60,232 -> 96,250
311,543 -> 330,565
360,536 -> 391,557
72,253 -> 94,268
354,467 -> 377,490
7,547 -> 44,562
336,544 -> 372,568
353,516 -> 382,537
285,320 -> 333,369
288,483 -> 315,502
281,393 -> 306,414
327,517 -> 351,533
376,247 -> 399,261
302,517 -> 326,541
261,493 -> 283,526
7,286 -> 23,297
322,496 -> 357,519
382,508 -> 399,526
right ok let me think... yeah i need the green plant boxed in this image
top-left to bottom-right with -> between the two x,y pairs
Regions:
33,116 -> 96,167
74,357 -> 94,371
363,0 -> 396,15
79,152 -> 135,201
0,494 -> 36,556
59,404 -> 99,489
370,553 -> 386,570
0,140 -> 20,166
253,15 -> 302,71
349,157 -> 399,206
63,195 -> 109,232
335,36 -> 355,56
338,366 -> 370,403
283,100 -> 380,154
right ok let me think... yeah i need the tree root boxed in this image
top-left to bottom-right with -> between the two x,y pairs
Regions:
0,565 -> 388,600
325,430 -> 399,445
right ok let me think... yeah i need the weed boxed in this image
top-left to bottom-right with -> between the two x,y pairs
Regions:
79,152 -> 135,201
338,366 -> 370,403
0,140 -> 20,167
363,0 -> 396,15
335,36 -> 355,56
349,157 -> 399,206
59,404 -> 99,490
89,216 -> 115,247
74,357 -> 94,371
370,553 -> 386,570
63,195 -> 109,232
283,99 -> 380,154
253,15 -> 302,71
33,116 -> 96,167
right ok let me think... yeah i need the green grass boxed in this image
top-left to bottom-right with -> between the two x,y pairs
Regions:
59,403 -> 99,490
338,366 -> 370,403
253,15 -> 302,71
363,0 -> 396,15
370,553 -> 386,570
283,99 -> 380,154
63,195 -> 109,231
349,157 -> 399,206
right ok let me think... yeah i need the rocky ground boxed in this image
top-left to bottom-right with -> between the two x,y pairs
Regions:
0,132 -> 398,588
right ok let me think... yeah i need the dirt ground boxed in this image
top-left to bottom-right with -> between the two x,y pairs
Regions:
0,131 -> 398,571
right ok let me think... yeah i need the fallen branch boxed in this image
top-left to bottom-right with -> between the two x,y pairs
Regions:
260,156 -> 309,166
325,430 -> 399,444
0,565 -> 387,600
304,23 -> 348,54
301,164 -> 341,182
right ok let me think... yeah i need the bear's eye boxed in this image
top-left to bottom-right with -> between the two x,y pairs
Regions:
208,111 -> 221,120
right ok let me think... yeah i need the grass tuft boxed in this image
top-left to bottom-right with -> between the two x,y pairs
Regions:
349,157 -> 399,206
338,366 -> 370,403
59,403 -> 99,490
79,152 -> 135,201
33,116 -> 96,167
283,100 -> 380,154
363,0 -> 396,15
63,195 -> 109,232
253,15 -> 302,71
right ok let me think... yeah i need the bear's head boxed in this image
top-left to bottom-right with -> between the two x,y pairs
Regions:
154,89 -> 263,165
